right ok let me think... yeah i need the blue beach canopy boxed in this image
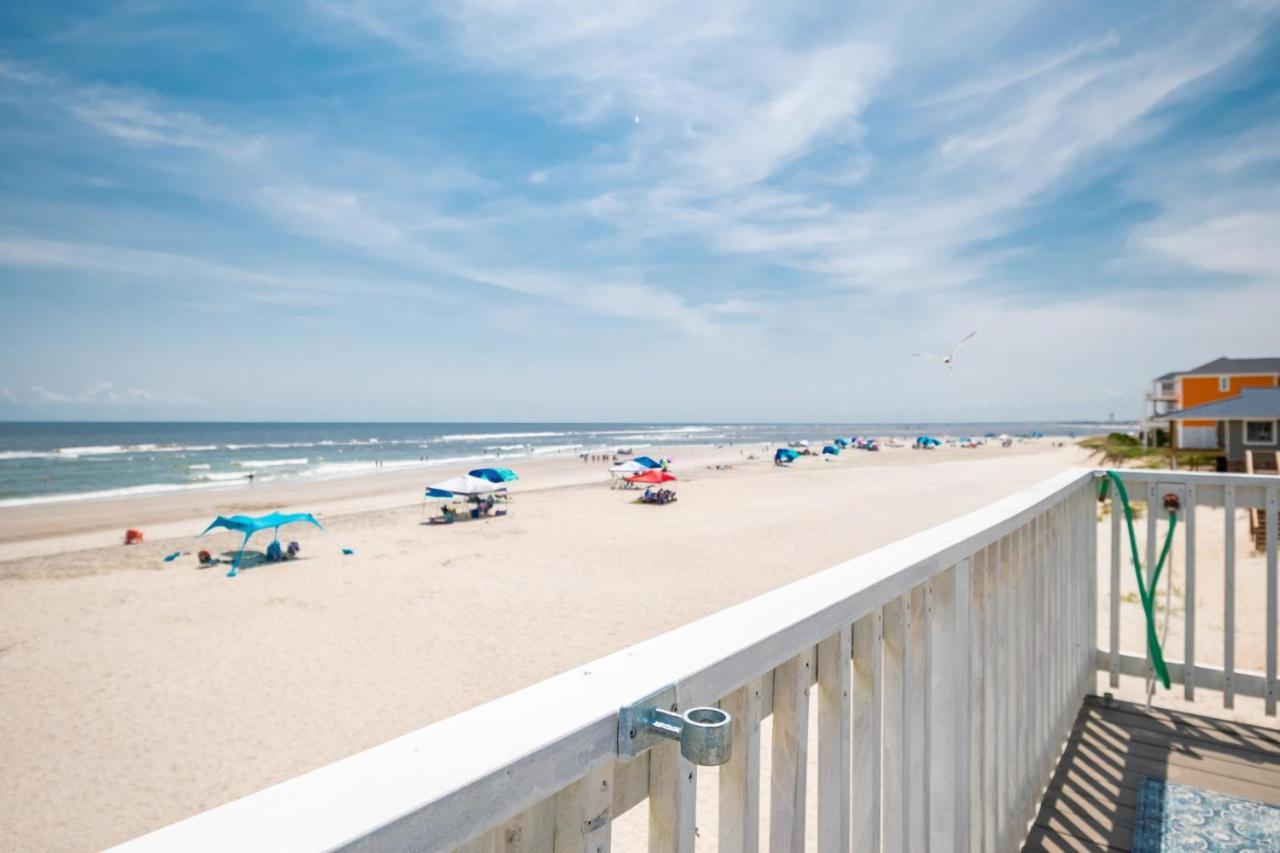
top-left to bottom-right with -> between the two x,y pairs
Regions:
834,438 -> 849,448
822,445 -> 840,455
632,456 -> 663,469
469,467 -> 519,483
774,448 -> 800,463
199,511 -> 324,578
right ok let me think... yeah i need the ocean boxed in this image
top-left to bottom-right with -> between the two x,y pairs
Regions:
0,421 -> 1117,507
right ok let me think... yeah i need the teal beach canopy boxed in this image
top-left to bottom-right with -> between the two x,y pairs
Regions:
468,467 -> 519,483
822,445 -> 840,455
200,511 -> 324,577
774,448 -> 800,463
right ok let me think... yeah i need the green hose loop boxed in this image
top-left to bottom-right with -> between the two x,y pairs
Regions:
1103,471 -> 1177,690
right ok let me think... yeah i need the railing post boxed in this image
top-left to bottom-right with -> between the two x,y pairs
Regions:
852,610 -> 882,853
817,626 -> 852,853
719,681 -> 761,853
770,651 -> 812,853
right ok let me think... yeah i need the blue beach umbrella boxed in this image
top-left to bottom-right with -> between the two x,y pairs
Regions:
200,511 -> 324,578
468,467 -> 519,483
632,456 -> 663,469
822,445 -> 840,455
834,438 -> 849,448
774,448 -> 800,464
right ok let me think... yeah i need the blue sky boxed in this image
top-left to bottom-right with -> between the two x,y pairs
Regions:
1,1 -> 1278,422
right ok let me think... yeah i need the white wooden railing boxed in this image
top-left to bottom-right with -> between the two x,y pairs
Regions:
113,468 -> 1103,853
1100,470 -> 1279,714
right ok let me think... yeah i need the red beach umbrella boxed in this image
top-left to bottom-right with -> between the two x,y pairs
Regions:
626,469 -> 677,485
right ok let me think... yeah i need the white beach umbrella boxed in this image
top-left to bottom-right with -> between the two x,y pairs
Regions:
610,460 -> 648,474
427,474 -> 503,497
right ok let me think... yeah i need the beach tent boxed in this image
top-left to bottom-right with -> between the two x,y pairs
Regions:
426,474 -> 505,499
200,511 -> 324,578
834,438 -> 849,448
774,448 -> 800,464
632,455 -> 663,469
610,460 -> 649,475
468,467 -> 518,483
822,445 -> 840,455
627,469 -> 677,485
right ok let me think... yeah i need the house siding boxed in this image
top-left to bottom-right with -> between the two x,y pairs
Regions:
1226,419 -> 1280,463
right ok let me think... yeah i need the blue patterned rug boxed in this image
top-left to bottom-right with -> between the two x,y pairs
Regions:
1132,776 -> 1280,851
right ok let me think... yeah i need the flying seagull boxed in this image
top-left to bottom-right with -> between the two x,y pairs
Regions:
912,330 -> 977,369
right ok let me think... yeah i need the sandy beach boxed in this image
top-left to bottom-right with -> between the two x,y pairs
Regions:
0,439 -> 1270,851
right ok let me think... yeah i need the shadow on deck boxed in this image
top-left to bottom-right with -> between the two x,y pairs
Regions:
1023,695 -> 1280,852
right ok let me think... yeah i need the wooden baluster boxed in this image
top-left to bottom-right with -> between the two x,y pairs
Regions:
501,798 -> 555,853
1225,484 -> 1237,709
770,651 -> 812,853
1109,484 -> 1122,689
1267,487 -> 1278,716
1184,484 -> 1197,701
817,626 -> 852,853
852,610 -> 882,853
719,681 -> 761,853
907,584 -> 929,852
649,743 -> 694,853
459,829 -> 500,853
979,546 -> 998,850
557,765 -> 614,853
881,596 -> 907,852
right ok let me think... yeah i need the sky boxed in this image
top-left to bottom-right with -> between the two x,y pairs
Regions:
1,1 -> 1278,423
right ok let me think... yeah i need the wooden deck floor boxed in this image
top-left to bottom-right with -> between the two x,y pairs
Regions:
1023,695 -> 1280,852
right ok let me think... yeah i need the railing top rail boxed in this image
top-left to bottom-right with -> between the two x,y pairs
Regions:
1109,469 -> 1277,487
113,467 -> 1099,853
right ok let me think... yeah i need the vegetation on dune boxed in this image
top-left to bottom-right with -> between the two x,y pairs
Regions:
1078,433 -> 1219,471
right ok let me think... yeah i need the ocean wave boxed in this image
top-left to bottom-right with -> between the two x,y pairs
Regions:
188,463 -> 211,470
0,480 -> 227,508
0,450 -> 55,460
531,444 -> 584,454
196,471 -> 252,482
233,458 -> 309,468
435,431 -> 568,442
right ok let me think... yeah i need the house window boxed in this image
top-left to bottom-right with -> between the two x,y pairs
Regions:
1219,376 -> 1230,392
1244,420 -> 1277,445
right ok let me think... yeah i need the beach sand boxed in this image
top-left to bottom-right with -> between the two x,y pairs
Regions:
0,440 -> 1263,851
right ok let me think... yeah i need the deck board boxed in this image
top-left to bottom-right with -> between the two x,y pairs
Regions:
1022,697 -> 1280,852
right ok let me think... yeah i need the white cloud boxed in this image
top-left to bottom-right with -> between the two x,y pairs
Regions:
28,383 -> 151,405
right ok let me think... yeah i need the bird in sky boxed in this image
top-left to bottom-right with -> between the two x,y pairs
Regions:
912,330 -> 978,369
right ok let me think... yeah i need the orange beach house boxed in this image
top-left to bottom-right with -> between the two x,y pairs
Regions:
1142,356 -> 1280,458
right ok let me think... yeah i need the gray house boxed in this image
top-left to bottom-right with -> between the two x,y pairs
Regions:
1159,387 -> 1280,467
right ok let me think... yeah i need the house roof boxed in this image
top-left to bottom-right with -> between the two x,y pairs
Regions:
1154,371 -> 1180,381
1159,388 -> 1280,421
1182,356 -> 1280,376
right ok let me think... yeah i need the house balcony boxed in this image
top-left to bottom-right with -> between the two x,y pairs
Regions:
110,469 -> 1280,853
